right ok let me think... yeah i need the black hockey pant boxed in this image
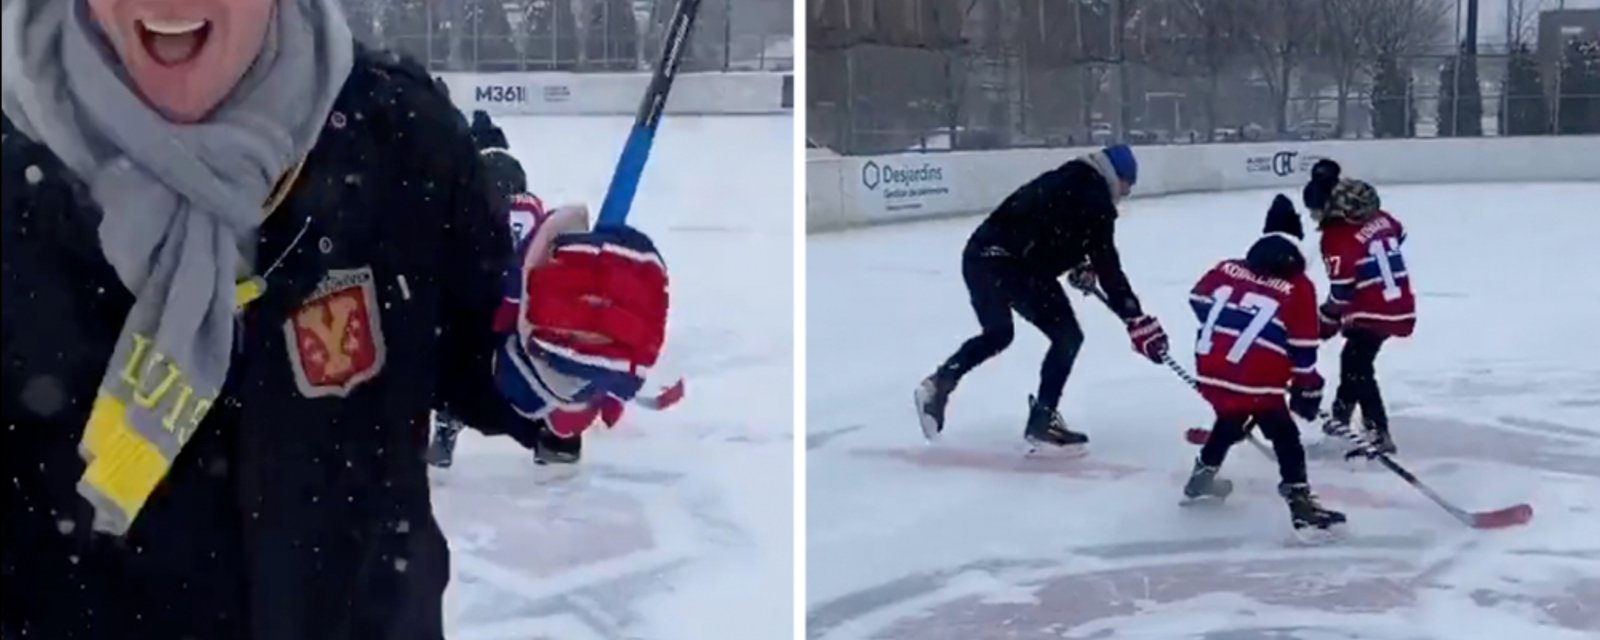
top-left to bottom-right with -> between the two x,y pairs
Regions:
1334,328 -> 1389,430
1200,408 -> 1308,486
937,252 -> 1084,411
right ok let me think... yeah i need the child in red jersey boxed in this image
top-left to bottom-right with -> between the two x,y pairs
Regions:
1313,178 -> 1416,457
1183,195 -> 1346,537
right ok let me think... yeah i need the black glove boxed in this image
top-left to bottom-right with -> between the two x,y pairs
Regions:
1289,373 -> 1325,422
1066,262 -> 1097,294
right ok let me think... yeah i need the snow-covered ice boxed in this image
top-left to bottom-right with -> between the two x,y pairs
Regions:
432,114 -> 793,640
807,182 -> 1600,639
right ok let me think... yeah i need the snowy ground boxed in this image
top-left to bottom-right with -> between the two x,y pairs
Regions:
430,114 -> 794,640
807,183 -> 1600,640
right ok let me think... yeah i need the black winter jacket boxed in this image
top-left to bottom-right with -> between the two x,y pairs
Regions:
967,158 -> 1143,319
1,48 -> 541,640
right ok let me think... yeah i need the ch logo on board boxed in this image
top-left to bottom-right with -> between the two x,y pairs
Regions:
1272,151 -> 1298,177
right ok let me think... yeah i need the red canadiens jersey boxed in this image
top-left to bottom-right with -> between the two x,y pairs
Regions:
507,192 -> 547,249
494,193 -> 549,331
1189,260 -> 1321,412
1320,211 -> 1416,337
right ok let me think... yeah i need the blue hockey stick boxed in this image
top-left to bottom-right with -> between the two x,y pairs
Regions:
595,0 -> 704,229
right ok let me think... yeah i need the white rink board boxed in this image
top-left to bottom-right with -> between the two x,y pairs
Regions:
806,136 -> 1600,232
439,71 -> 791,117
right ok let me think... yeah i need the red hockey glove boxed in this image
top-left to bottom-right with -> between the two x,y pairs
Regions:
1289,372 -> 1325,422
522,225 -> 669,392
1125,315 -> 1168,364
494,209 -> 669,441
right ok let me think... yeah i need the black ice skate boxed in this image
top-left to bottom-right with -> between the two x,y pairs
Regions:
1024,395 -> 1088,450
914,372 -> 956,441
533,422 -> 582,466
1345,419 -> 1397,461
1308,410 -> 1356,459
1279,483 -> 1347,543
1180,457 -> 1234,506
425,414 -> 463,469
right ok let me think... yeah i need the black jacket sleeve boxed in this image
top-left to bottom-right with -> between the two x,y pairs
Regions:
388,58 -> 543,447
1076,175 -> 1144,320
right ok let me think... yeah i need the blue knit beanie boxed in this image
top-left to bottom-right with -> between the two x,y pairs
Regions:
1103,144 -> 1137,185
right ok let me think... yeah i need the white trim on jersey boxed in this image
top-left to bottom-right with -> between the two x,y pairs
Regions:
1210,326 -> 1288,357
1192,295 -> 1288,333
1356,270 -> 1409,290
1346,311 -> 1417,322
1197,375 -> 1283,396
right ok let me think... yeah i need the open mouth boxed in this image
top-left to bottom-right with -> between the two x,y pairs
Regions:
137,18 -> 212,67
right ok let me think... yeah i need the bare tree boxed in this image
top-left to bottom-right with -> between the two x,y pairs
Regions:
1240,0 -> 1319,133
1504,0 -> 1550,47
1169,0 -> 1248,140
1364,0 -> 1453,57
1017,0 -> 1088,139
929,1 -> 983,147
1319,0 -> 1388,136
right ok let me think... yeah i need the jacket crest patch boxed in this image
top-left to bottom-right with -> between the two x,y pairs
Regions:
285,267 -> 387,398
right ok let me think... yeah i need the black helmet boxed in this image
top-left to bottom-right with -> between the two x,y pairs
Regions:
480,148 -> 528,201
1301,158 -> 1341,214
469,110 -> 511,152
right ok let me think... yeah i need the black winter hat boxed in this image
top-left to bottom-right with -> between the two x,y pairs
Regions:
1263,193 -> 1304,240
1246,194 -> 1307,279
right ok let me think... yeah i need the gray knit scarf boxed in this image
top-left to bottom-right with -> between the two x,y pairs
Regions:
1080,150 -> 1126,205
1,0 -> 353,535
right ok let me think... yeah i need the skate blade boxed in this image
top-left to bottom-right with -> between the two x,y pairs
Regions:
1287,522 -> 1350,546
913,388 -> 942,442
1178,494 -> 1228,507
1179,479 -> 1233,507
1023,436 -> 1088,457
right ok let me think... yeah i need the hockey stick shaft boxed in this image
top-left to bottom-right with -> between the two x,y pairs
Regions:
595,0 -> 703,229
1073,282 -> 1274,456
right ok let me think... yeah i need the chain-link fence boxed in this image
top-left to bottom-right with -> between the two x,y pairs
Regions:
808,0 -> 1600,155
343,0 -> 793,73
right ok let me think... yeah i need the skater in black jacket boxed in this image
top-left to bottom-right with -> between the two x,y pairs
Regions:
915,144 -> 1169,448
0,0 -> 669,637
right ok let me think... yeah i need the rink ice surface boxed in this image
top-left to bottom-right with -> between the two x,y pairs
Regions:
429,115 -> 793,640
807,183 -> 1600,640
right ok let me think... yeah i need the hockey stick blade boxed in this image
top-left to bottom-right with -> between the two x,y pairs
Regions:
1470,503 -> 1534,529
632,377 -> 685,410
1193,422 -> 1535,529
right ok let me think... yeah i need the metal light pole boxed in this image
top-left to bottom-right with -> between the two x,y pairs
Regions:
1452,0 -> 1462,135
723,0 -> 733,71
